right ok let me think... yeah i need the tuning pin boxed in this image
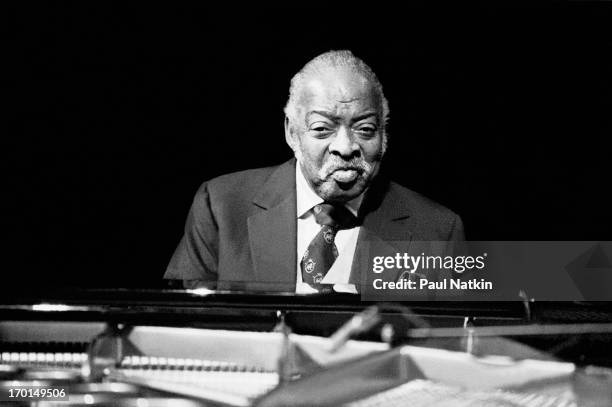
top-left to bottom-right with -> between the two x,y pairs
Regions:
380,323 -> 395,345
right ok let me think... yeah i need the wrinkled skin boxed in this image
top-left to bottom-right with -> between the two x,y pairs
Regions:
285,68 -> 385,203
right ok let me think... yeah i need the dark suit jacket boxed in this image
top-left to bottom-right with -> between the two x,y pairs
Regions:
164,159 -> 464,292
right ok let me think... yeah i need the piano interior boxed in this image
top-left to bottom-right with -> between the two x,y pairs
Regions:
1,292 -> 612,406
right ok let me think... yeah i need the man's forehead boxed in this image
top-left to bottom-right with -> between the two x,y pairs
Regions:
297,69 -> 379,113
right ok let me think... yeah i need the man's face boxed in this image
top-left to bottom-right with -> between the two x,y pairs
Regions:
286,68 -> 385,203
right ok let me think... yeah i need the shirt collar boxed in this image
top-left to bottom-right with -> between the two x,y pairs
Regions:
295,162 -> 364,219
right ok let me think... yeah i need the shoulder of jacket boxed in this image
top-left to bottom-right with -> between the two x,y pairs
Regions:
194,163 -> 283,199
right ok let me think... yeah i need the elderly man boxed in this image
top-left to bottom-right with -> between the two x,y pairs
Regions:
164,50 -> 464,293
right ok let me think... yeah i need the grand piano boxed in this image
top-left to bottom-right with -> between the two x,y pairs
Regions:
1,289 -> 612,406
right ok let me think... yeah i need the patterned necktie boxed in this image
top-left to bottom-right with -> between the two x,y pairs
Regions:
300,203 -> 358,292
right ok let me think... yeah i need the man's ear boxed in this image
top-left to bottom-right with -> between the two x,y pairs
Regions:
284,116 -> 297,151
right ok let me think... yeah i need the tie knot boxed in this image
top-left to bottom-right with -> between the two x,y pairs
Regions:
313,203 -> 358,229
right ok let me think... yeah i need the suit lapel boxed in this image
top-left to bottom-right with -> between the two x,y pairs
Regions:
350,178 -> 413,287
247,160 -> 297,291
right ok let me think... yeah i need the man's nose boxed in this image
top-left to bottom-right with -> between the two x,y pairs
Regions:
329,126 -> 359,157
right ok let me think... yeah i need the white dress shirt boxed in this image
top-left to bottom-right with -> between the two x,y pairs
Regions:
295,165 -> 362,294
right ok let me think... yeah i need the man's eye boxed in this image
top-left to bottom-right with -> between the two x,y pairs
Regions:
356,126 -> 377,135
308,120 -> 335,132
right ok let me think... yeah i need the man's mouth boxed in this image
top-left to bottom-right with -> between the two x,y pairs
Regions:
330,169 -> 359,183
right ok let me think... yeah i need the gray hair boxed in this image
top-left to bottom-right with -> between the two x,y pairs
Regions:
284,50 -> 390,133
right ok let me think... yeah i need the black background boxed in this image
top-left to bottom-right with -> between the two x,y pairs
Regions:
6,4 -> 612,288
